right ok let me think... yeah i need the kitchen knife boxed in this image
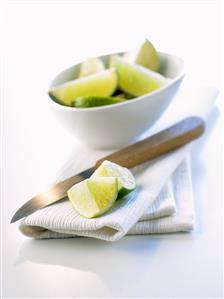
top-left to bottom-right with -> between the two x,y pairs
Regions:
10,116 -> 205,223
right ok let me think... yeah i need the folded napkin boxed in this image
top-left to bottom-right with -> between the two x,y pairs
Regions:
20,86 -> 218,241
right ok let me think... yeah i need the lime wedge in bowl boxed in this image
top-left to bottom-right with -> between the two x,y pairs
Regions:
72,96 -> 126,108
123,39 -> 160,72
91,160 -> 136,198
67,177 -> 118,218
78,57 -> 105,78
49,68 -> 117,106
110,55 -> 168,96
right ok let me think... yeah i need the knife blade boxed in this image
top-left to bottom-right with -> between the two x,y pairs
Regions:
10,116 -> 205,223
10,167 -> 96,223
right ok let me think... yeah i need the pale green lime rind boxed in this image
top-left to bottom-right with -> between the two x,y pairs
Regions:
49,68 -> 118,106
72,96 -> 126,108
67,177 -> 118,218
91,160 -> 136,198
110,55 -> 167,96
78,57 -> 105,78
123,39 -> 160,72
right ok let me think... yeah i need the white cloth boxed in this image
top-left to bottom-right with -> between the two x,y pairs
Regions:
19,86 -> 219,241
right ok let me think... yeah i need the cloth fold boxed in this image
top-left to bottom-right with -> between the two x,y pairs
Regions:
19,86 -> 218,241
20,154 -> 193,241
20,146 -> 191,241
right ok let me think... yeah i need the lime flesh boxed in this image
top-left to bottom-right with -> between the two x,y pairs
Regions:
91,160 -> 136,198
123,39 -> 160,72
49,68 -> 117,106
79,57 -> 105,78
110,55 -> 167,96
72,96 -> 125,108
67,177 -> 118,218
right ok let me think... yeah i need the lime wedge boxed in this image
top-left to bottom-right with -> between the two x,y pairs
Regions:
91,160 -> 136,198
67,177 -> 118,218
49,68 -> 117,106
72,96 -> 125,108
123,39 -> 160,71
79,57 -> 105,78
110,55 -> 167,96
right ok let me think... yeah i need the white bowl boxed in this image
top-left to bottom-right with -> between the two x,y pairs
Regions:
49,52 -> 184,149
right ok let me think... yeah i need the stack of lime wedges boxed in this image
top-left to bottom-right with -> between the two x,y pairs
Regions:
67,160 -> 136,218
49,39 -> 169,108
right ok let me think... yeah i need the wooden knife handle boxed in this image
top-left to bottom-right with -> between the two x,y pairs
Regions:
95,116 -> 205,168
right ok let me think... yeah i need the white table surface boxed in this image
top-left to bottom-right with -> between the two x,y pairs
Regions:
2,1 -> 223,298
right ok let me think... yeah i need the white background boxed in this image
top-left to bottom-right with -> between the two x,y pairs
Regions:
1,0 -> 223,298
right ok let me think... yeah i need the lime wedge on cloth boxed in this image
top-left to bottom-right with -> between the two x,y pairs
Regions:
67,177 -> 118,218
110,55 -> 167,96
79,57 -> 105,78
49,68 -> 117,106
91,160 -> 136,198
